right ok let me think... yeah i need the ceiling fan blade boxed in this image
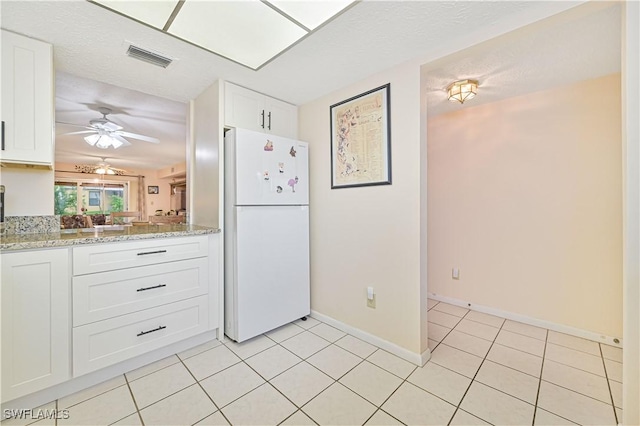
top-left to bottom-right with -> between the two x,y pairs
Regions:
112,134 -> 132,147
60,130 -> 97,136
56,121 -> 94,130
103,121 -> 123,131
117,131 -> 160,144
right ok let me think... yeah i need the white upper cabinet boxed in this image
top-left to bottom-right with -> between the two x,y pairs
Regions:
224,82 -> 298,139
1,30 -> 54,166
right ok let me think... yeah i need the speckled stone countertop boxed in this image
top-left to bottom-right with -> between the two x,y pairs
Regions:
0,224 -> 220,252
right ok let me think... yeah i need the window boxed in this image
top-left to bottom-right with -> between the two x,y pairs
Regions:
88,191 -> 101,206
54,180 -> 129,214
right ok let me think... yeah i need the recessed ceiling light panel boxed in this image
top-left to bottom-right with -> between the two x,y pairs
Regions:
169,1 -> 305,69
268,0 -> 354,30
94,0 -> 179,29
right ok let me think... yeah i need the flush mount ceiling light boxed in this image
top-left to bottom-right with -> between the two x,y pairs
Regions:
90,0 -> 355,70
447,79 -> 479,104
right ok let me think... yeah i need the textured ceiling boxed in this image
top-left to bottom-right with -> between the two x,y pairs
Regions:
423,2 -> 621,116
2,0 -> 606,170
55,72 -> 186,172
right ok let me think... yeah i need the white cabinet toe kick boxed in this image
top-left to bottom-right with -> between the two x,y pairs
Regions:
1,234 -> 222,409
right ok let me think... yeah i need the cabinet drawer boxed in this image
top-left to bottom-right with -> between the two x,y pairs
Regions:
73,258 -> 209,326
73,296 -> 209,376
73,236 -> 208,275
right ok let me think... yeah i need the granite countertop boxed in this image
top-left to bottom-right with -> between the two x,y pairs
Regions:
0,224 -> 221,252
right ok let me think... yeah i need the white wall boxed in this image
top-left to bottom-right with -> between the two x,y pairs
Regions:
0,168 -> 53,216
299,60 -> 425,355
427,74 -> 622,338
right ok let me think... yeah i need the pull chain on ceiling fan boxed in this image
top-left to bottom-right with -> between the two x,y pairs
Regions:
58,107 -> 160,149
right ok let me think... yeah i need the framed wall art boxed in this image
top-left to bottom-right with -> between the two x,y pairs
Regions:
330,83 -> 391,189
148,185 -> 159,194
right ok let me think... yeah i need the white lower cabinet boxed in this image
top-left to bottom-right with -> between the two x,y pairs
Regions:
1,249 -> 70,402
73,296 -> 209,376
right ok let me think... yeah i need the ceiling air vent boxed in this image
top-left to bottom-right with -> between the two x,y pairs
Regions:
126,45 -> 173,68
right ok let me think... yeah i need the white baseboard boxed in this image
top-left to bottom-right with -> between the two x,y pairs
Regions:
310,310 -> 430,366
428,293 -> 622,348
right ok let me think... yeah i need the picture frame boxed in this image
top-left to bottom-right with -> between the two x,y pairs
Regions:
148,185 -> 159,194
330,83 -> 391,189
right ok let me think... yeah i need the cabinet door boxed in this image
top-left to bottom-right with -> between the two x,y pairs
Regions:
224,82 -> 265,133
265,97 -> 298,139
0,30 -> 53,166
1,249 -> 70,402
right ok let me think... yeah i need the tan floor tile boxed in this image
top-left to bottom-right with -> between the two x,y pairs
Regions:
428,310 -> 463,328
365,410 -> 403,425
604,358 -> 622,382
548,331 -> 600,356
496,329 -> 546,356
339,361 -> 403,405
183,344 -> 241,380
475,360 -> 540,404
427,338 -> 440,352
194,412 -> 229,425
59,376 -> 126,409
125,356 -> 180,382
265,323 -> 304,343
537,381 -> 616,425
110,413 -> 142,425
245,345 -> 302,380
225,335 -> 275,359
128,362 -> 196,409
600,344 -> 623,363
280,410 -> 315,426
542,360 -> 611,404
366,349 -> 416,379
502,320 -> 547,340
432,302 -> 469,317
464,311 -> 505,328
534,408 -> 577,425
222,383 -> 296,425
610,379 -> 622,409
307,345 -> 361,380
295,316 -> 320,329
428,322 -> 452,342
335,335 -> 377,358
545,344 -> 605,377
1,402 -> 56,426
303,383 -> 376,426
615,408 -> 623,425
382,382 -> 456,425
199,362 -> 265,408
177,340 -> 222,360
280,331 -> 330,359
408,361 -> 471,405
58,386 -> 136,426
455,319 -> 499,341
270,362 -> 334,407
308,323 -> 346,342
430,344 -> 483,379
460,382 -> 534,425
426,299 -> 439,310
442,330 -> 492,357
139,384 -> 216,426
449,409 -> 491,425
487,344 -> 542,377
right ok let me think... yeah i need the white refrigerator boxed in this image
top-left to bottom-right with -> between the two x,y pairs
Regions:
224,128 -> 310,342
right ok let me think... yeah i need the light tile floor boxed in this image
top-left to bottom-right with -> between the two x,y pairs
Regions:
2,302 -> 623,426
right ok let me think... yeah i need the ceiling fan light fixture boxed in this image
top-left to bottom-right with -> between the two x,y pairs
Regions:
85,134 -> 124,149
447,79 -> 478,104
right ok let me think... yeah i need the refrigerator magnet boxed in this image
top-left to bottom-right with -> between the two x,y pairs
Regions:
289,146 -> 296,157
264,140 -> 274,151
263,171 -> 270,181
276,186 -> 283,193
287,176 -> 299,192
278,162 -> 284,173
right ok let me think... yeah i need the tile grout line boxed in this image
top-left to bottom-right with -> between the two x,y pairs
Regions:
599,343 -> 619,425
531,328 -> 549,425
123,374 -> 145,426
447,309 -> 506,426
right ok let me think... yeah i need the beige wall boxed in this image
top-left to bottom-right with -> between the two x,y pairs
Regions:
299,60 -> 425,354
0,168 -> 54,216
427,74 -> 623,337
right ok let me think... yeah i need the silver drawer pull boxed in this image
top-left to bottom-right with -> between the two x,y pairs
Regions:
136,284 -> 167,292
137,325 -> 166,337
137,250 -> 167,256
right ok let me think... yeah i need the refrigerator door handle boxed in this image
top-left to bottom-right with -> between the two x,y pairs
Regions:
267,112 -> 271,130
260,110 -> 265,129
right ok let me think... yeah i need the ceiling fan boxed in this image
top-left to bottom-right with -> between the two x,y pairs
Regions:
75,158 -> 127,175
58,107 -> 160,149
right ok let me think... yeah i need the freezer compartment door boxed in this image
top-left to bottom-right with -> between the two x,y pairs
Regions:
234,205 -> 310,342
231,128 -> 309,206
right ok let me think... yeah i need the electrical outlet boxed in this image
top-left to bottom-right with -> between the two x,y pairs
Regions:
452,267 -> 460,280
367,294 -> 376,309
